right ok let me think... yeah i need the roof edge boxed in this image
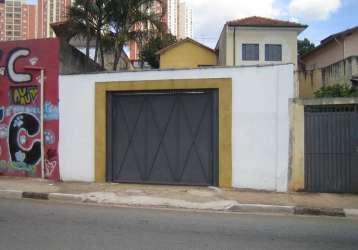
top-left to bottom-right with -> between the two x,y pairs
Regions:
156,37 -> 215,55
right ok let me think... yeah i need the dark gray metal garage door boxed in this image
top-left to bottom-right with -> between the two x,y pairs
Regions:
305,105 -> 358,193
107,89 -> 218,186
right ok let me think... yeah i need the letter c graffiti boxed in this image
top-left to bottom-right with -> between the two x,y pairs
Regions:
9,113 -> 41,165
7,48 -> 32,83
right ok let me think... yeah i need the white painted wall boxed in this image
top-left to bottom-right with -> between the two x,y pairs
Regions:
59,64 -> 294,191
224,26 -> 302,70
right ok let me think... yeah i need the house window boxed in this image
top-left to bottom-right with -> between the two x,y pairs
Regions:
242,44 -> 259,61
265,44 -> 282,61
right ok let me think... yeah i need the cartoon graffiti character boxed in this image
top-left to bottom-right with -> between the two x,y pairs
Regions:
6,48 -> 32,83
9,113 -> 40,165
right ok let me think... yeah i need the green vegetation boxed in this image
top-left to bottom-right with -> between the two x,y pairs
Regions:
298,38 -> 315,57
68,0 -> 166,70
140,34 -> 177,68
314,84 -> 358,98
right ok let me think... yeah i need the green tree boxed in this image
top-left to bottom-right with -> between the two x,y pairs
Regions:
140,33 -> 176,68
68,0 -> 95,58
106,0 -> 165,70
68,0 -> 110,68
68,0 -> 165,70
298,38 -> 315,57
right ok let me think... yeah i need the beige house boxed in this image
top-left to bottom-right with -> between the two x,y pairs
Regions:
301,26 -> 358,69
216,16 -> 307,69
299,26 -> 358,97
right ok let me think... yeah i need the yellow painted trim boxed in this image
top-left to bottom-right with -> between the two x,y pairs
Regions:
289,102 -> 305,191
95,78 -> 232,187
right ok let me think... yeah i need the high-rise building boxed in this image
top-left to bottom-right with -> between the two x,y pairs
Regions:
166,0 -> 177,36
0,0 -> 37,41
22,3 -> 37,39
129,0 -> 192,61
37,0 -> 71,38
129,0 -> 171,60
0,0 -> 5,40
177,0 -> 192,39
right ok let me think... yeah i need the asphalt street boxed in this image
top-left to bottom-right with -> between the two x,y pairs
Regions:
0,199 -> 358,250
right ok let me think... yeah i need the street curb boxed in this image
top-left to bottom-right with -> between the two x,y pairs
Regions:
0,189 -> 356,217
22,192 -> 49,200
48,193 -> 83,202
344,209 -> 358,217
0,190 -> 23,199
227,204 -> 295,214
294,206 -> 345,217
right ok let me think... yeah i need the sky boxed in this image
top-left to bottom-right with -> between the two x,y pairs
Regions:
26,0 -> 358,48
184,0 -> 358,48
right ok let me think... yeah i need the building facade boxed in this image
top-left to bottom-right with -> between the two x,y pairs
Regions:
22,3 -> 37,39
157,38 -> 216,69
177,0 -> 192,39
216,16 -> 307,69
301,26 -> 358,70
298,26 -> 358,97
0,0 -> 37,41
60,63 -> 294,192
37,0 -> 71,38
166,0 -> 177,36
0,0 -> 4,40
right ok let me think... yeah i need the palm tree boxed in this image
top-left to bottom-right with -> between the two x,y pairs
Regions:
68,0 -> 95,58
68,0 -> 165,70
106,0 -> 165,70
68,0 -> 110,68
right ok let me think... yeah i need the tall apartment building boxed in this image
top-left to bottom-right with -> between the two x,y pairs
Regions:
177,0 -> 192,39
37,0 -> 71,38
129,0 -> 192,61
22,3 -> 36,39
130,0 -> 173,60
0,0 -> 5,40
167,0 -> 177,36
0,0 -> 36,41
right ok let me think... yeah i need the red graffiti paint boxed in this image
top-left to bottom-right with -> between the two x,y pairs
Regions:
0,38 -> 60,181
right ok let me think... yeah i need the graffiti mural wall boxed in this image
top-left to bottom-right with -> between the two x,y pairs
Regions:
0,39 -> 60,180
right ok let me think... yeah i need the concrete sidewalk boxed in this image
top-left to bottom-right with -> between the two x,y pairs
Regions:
1,176 -> 357,217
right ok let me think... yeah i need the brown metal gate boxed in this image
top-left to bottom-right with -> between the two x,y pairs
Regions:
305,105 -> 358,193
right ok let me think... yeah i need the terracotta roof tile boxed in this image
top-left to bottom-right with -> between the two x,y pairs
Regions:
227,16 -> 307,28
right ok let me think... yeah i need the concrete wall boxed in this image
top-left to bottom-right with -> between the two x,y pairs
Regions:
159,41 -> 217,69
60,43 -> 102,74
297,69 -> 322,97
321,56 -> 357,86
217,26 -> 227,66
59,64 -> 294,191
298,56 -> 358,97
222,27 -> 300,69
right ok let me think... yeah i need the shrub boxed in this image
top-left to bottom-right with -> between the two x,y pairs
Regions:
314,84 -> 358,98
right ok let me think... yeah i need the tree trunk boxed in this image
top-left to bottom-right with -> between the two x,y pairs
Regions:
86,25 -> 90,58
112,42 -> 124,71
94,32 -> 99,63
100,41 -> 105,69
